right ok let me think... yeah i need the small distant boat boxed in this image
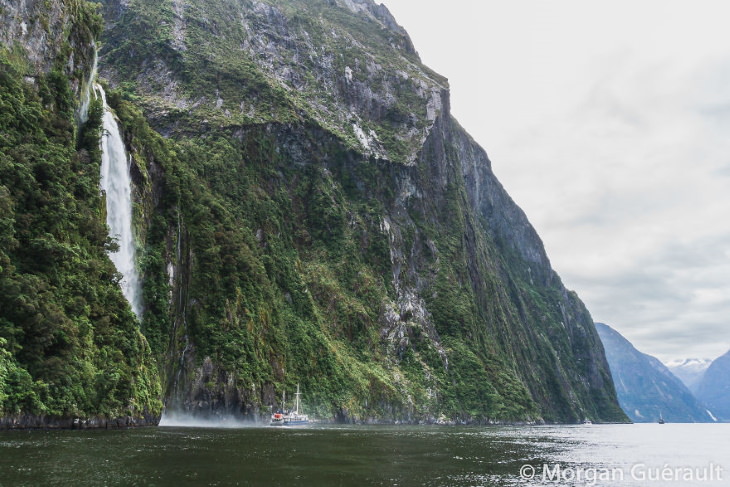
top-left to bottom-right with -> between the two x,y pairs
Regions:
270,390 -> 286,426
658,414 -> 665,424
284,384 -> 309,426
583,418 -> 593,425
270,411 -> 285,426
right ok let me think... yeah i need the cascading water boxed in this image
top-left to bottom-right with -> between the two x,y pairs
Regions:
76,43 -> 98,127
96,84 -> 143,318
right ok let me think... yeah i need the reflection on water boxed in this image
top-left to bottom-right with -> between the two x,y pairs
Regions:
0,424 -> 727,486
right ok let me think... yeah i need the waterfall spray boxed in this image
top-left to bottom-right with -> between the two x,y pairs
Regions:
96,84 -> 143,318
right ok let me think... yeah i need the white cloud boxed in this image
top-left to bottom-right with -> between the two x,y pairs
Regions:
383,0 -> 730,362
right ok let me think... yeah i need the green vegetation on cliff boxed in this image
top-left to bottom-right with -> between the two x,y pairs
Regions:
108,95 -> 622,422
0,3 -> 161,422
0,0 -> 627,425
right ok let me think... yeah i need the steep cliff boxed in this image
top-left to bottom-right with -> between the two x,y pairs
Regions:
95,0 -> 625,423
1,0 -> 96,76
0,0 -> 161,427
1,0 -> 627,425
696,350 -> 730,421
596,323 -> 715,423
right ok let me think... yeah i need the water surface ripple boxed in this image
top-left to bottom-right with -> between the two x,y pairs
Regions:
0,424 -> 727,486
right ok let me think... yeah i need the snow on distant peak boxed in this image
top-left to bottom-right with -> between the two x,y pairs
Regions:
665,358 -> 712,370
665,358 -> 713,394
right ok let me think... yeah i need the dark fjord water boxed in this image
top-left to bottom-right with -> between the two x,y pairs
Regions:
0,423 -> 727,486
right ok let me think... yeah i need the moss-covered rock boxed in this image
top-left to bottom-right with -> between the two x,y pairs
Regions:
95,0 -> 626,423
0,0 -> 628,425
0,1 -> 162,426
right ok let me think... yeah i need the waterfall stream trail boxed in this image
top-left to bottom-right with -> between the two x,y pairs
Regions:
96,84 -> 143,318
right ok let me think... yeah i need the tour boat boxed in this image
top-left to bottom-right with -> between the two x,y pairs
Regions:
284,384 -> 309,426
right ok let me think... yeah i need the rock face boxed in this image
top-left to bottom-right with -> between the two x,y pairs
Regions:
0,413 -> 159,430
96,0 -> 625,423
0,0 -> 99,87
596,323 -> 715,423
696,350 -> 730,421
1,0 -> 627,425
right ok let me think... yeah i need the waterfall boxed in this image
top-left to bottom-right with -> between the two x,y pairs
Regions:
76,44 -> 98,127
96,84 -> 143,318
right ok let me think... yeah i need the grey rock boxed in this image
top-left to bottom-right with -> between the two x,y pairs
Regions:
695,350 -> 730,421
596,323 -> 716,423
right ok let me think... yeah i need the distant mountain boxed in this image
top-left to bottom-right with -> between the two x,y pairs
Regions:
665,358 -> 712,393
596,323 -> 715,423
696,350 -> 730,421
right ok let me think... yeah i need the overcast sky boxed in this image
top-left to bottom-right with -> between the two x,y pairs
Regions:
381,0 -> 730,363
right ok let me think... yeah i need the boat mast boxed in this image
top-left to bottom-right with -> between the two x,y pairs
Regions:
295,383 -> 301,414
